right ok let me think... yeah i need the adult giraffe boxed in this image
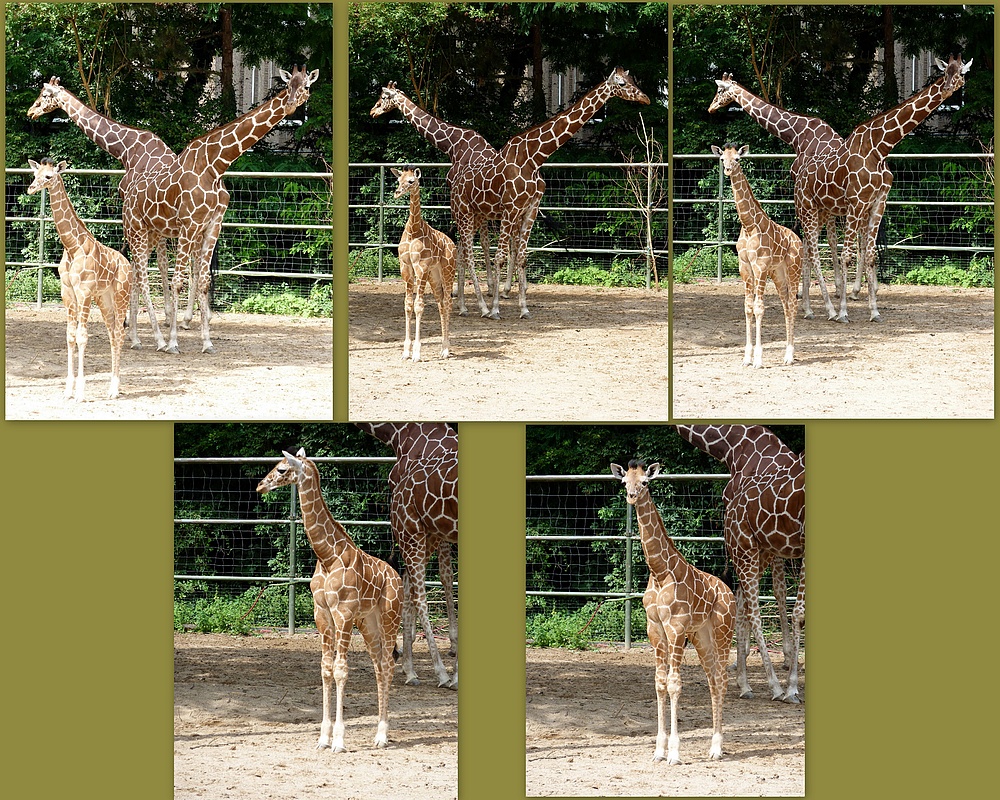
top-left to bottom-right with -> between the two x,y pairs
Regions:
674,424 -> 805,703
122,66 -> 318,353
27,76 -> 178,350
370,67 -> 650,319
356,422 -> 458,689
710,55 -> 972,322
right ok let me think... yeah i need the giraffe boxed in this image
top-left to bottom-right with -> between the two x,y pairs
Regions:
122,66 -> 319,354
371,67 -> 650,319
611,460 -> 735,764
27,76 -> 178,350
356,423 -> 458,689
674,424 -> 805,704
27,158 -> 131,402
710,55 -> 972,322
392,167 -> 457,361
257,448 -> 402,752
712,144 -> 801,368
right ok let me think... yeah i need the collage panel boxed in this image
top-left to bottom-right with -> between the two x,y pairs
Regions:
4,2 -> 334,420
525,424 -> 805,796
671,3 -> 993,419
347,2 -> 669,421
173,422 -> 458,797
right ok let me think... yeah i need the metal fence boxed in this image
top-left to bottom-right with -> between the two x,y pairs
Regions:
5,168 -> 332,310
673,152 -> 994,283
173,455 -> 454,633
348,161 -> 668,288
526,471 -> 801,648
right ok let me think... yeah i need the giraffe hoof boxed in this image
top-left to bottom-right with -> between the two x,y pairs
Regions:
783,692 -> 801,704
739,689 -> 754,700
405,676 -> 421,686
802,311 -> 814,320
833,314 -> 848,324
484,310 -> 500,320
869,313 -> 882,323
849,291 -> 861,301
519,310 -> 531,319
130,341 -> 143,351
202,345 -> 216,354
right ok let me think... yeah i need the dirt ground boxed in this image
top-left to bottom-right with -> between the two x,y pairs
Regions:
673,281 -> 994,419
4,307 -> 332,420
526,645 -> 805,797
174,632 -> 457,800
349,281 -> 669,421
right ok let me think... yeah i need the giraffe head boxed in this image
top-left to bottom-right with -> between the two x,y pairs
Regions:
610,460 -> 661,506
391,167 -> 421,200
606,67 -> 650,105
933,55 -> 973,98
708,72 -> 740,113
370,81 -> 404,117
27,76 -> 66,119
711,143 -> 749,177
276,66 -> 320,114
257,447 -> 309,494
26,157 -> 68,194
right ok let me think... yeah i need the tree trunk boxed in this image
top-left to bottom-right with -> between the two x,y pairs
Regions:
220,4 -> 237,121
882,5 -> 897,108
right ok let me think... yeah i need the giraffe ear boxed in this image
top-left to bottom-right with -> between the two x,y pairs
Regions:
306,69 -> 320,86
738,145 -> 750,157
56,160 -> 69,172
934,58 -> 948,72
710,145 -> 723,157
647,463 -> 662,479
391,167 -> 401,178
961,58 -> 973,74
278,68 -> 292,83
295,447 -> 307,459
610,463 -> 626,479
28,159 -> 40,171
413,167 -> 421,181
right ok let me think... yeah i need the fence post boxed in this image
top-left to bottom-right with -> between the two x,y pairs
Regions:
624,499 -> 633,649
377,166 -> 386,282
288,482 -> 298,634
717,161 -> 724,282
36,189 -> 48,309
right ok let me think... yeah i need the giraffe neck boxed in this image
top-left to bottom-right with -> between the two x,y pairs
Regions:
296,460 -> 355,569
407,189 -> 424,228
395,95 -> 494,163
726,165 -> 769,231
633,490 -> 685,581
57,88 -> 173,169
502,81 -> 616,170
43,175 -> 92,254
677,424 -> 789,475
183,93 -> 294,176
849,76 -> 954,159
734,86 -> 842,155
355,422 -> 406,451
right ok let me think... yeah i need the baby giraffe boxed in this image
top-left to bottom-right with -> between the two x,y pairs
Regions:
392,167 -> 456,361
27,158 -> 131,400
257,449 -> 402,752
712,144 -> 802,368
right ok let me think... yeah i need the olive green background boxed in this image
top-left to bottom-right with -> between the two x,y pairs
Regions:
3,1 -> 998,798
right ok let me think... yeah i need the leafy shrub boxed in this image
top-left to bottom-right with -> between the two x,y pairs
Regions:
349,248 -> 400,281
896,255 -> 994,288
541,259 -> 646,288
174,584 -> 316,634
227,281 -> 332,316
673,246 -> 741,282
5,267 -> 62,305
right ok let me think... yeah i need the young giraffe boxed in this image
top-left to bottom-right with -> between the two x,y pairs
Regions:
371,67 -> 650,319
122,66 -> 319,354
674,425 -> 805,704
611,460 -> 735,764
27,158 -> 131,401
27,76 -> 178,350
712,144 -> 801,368
257,448 -> 402,752
392,167 -> 457,361
712,55 -> 972,322
356,423 -> 458,689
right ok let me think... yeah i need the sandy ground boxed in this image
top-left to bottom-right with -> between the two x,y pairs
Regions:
526,644 -> 805,797
4,307 -> 332,420
174,632 -> 457,800
349,281 -> 669,421
672,281 -> 994,419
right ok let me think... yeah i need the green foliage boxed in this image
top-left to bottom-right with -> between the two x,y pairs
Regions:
541,259 -> 646,288
174,583 -> 316,634
349,249 -> 401,282
5,268 -> 62,306
672,246 -> 742,282
896,255 -> 994,288
226,281 -> 332,317
526,600 -> 649,648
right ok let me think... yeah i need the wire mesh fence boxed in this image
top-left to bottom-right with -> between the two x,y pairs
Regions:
348,161 -> 668,288
526,471 -> 801,648
5,168 -> 332,311
173,456 -> 454,633
673,152 -> 994,284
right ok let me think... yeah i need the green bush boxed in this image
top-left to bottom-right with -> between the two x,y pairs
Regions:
226,281 -> 332,317
349,248 -> 400,281
5,267 -> 62,305
174,584 -> 316,634
673,246 -> 741,282
526,600 -> 648,649
896,255 -> 994,288
541,259 -> 646,288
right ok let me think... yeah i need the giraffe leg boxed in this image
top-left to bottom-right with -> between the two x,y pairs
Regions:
800,221 -> 837,322
407,545 -> 454,688
662,634 -> 686,764
357,611 -> 394,748
126,235 -> 169,352
315,606 -> 338,749
96,278 -> 128,400
740,574 -> 784,701
513,197 -> 541,319
692,622 -> 728,760
772,258 -> 798,366
784,557 -> 805,704
328,619 -> 353,753
412,274 -> 426,363
770,557 -> 793,669
862,188 -> 889,323
733,585 -> 753,699
438,542 -> 458,658
193,208 -> 225,350
399,570 -> 419,685
431,269 -> 451,359
825,217 -> 849,322
455,227 -> 490,317
401,273 -> 415,361
646,616 -> 671,762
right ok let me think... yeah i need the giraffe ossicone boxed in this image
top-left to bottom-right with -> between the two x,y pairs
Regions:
392,166 -> 457,361
611,459 -> 734,764
27,157 -> 131,402
712,143 -> 801,368
257,447 -> 401,752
